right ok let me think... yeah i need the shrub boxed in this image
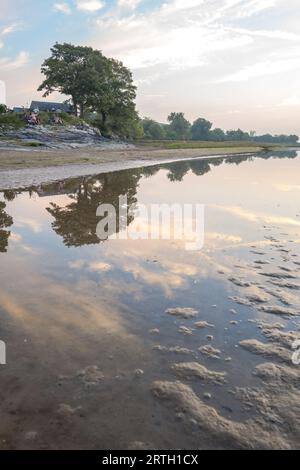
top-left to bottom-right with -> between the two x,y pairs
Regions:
0,113 -> 25,128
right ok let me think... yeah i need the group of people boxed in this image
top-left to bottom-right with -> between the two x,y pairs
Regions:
24,111 -> 64,126
25,112 -> 40,125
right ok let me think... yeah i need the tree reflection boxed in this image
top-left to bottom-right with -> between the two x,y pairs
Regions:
46,169 -> 142,247
45,150 -> 298,247
0,201 -> 13,253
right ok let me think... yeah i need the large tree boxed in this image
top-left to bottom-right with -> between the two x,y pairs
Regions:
191,118 -> 212,141
167,112 -> 191,140
38,43 -> 137,125
142,118 -> 166,140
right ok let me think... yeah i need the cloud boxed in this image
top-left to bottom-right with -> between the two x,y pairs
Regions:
118,0 -> 141,9
226,27 -> 300,41
53,2 -> 72,14
212,205 -> 300,227
278,96 -> 300,107
274,184 -> 300,192
0,51 -> 29,70
88,261 -> 112,272
76,0 -> 104,12
232,0 -> 278,18
0,23 -> 20,47
1,23 -> 20,36
92,1 -> 257,71
216,51 -> 300,82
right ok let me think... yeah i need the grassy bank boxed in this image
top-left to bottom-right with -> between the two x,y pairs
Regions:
136,140 -> 282,151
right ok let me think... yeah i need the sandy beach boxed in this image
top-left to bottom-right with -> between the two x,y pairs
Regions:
0,145 -> 265,171
0,145 -> 267,190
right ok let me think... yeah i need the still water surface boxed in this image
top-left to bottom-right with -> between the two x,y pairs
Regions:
0,152 -> 299,449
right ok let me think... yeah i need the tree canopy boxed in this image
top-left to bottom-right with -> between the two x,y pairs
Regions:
0,104 -> 7,114
38,43 -> 140,137
167,112 -> 191,140
0,201 -> 13,253
191,118 -> 212,140
140,112 -> 298,144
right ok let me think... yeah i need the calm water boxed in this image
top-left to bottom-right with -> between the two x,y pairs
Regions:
0,151 -> 299,449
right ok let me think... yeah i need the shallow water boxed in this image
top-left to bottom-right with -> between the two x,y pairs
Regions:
0,151 -> 299,449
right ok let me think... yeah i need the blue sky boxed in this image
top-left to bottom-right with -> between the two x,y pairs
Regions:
1,0 -> 300,134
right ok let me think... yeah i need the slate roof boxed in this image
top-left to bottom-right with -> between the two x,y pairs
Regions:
30,101 -> 72,113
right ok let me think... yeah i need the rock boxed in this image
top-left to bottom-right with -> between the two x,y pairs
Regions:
149,328 -> 160,335
256,321 -> 285,330
260,272 -> 297,280
268,279 -> 300,290
134,369 -> 144,377
77,365 -> 104,386
253,362 -> 300,386
151,381 -> 289,449
229,277 -> 252,287
194,321 -> 214,329
165,307 -> 198,318
239,339 -> 292,363
128,441 -> 153,450
153,345 -> 194,355
172,362 -> 227,384
260,328 -> 299,348
246,293 -> 270,304
25,431 -> 38,441
229,296 -> 252,306
57,404 -> 81,416
178,326 -> 193,335
259,305 -> 298,316
199,345 -> 221,359
0,124 -> 134,150
203,392 -> 212,400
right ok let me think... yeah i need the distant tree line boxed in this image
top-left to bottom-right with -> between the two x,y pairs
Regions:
141,113 -> 299,144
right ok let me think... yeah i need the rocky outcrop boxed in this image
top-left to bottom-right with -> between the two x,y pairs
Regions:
0,124 -> 133,150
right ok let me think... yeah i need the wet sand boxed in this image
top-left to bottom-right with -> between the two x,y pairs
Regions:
0,146 -> 265,190
0,145 -> 265,172
1,152 -> 300,450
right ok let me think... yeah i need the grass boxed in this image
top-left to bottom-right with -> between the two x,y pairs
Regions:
23,141 -> 45,147
136,140 -> 281,150
0,111 -> 85,129
0,113 -> 26,129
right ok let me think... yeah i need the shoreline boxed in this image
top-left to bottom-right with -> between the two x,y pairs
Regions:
0,145 -> 281,190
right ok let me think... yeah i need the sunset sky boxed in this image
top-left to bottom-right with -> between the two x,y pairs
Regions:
0,0 -> 299,134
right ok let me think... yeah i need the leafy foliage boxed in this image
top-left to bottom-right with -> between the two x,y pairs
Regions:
191,118 -> 212,140
0,201 -> 13,253
140,112 -> 299,144
38,43 -> 140,138
167,112 -> 191,140
0,104 -> 8,114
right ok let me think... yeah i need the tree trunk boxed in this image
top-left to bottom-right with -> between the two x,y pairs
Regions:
72,97 -> 78,117
101,111 -> 107,126
80,103 -> 84,119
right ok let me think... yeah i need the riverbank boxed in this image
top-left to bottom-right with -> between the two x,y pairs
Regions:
0,144 -> 271,172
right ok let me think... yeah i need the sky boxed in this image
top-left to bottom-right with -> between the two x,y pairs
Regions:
0,0 -> 300,135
